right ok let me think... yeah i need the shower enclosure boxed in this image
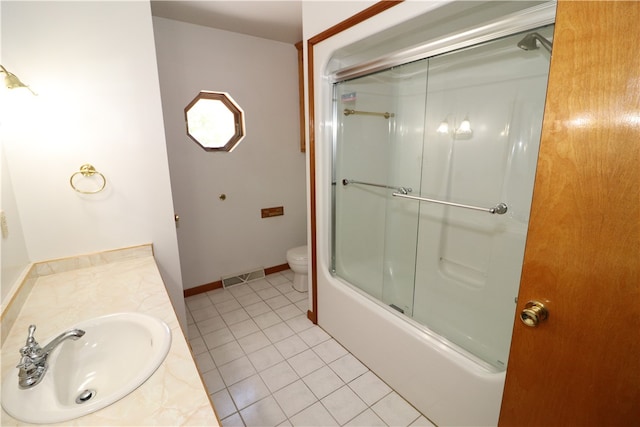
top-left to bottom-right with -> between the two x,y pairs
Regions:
331,25 -> 554,370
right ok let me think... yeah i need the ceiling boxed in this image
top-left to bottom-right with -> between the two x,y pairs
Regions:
150,1 -> 303,44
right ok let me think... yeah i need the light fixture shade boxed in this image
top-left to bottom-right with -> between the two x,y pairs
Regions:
456,117 -> 472,135
1,64 -> 37,95
436,120 -> 449,134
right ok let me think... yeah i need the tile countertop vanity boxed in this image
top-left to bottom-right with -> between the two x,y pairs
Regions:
0,245 -> 219,426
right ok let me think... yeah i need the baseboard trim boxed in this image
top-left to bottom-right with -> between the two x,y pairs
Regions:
183,263 -> 290,298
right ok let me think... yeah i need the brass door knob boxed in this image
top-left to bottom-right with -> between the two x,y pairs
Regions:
520,301 -> 548,327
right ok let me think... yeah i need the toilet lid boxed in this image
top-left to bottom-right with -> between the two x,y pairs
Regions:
287,245 -> 308,261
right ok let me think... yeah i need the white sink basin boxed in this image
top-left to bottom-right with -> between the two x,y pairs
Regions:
1,312 -> 171,424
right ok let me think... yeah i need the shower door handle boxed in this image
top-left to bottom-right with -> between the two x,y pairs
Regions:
520,301 -> 548,327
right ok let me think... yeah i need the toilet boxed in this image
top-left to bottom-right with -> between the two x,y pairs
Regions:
286,245 -> 309,292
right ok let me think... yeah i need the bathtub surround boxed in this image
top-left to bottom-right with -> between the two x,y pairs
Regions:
304,2 -> 556,425
0,245 -> 218,426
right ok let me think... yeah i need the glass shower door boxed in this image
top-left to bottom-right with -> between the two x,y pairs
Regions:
332,24 -> 554,369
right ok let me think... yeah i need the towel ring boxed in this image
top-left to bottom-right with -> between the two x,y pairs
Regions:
70,164 -> 106,194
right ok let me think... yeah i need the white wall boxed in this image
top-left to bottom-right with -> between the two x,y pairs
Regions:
1,1 -> 185,326
152,17 -> 306,290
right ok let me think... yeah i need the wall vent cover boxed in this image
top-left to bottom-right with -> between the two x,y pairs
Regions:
222,268 -> 265,288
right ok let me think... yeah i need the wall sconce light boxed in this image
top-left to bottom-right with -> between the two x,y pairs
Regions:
0,64 -> 37,95
437,115 -> 473,139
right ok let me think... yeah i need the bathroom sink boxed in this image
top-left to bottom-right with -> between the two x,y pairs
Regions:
1,312 -> 171,424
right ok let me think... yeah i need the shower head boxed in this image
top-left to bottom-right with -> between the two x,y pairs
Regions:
517,32 -> 553,54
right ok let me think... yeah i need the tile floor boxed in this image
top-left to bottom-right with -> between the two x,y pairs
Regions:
186,270 -> 435,427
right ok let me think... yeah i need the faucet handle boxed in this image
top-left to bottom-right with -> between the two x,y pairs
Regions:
20,324 -> 42,359
26,325 -> 36,343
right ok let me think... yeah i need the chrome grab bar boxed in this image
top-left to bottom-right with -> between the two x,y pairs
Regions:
392,192 -> 508,215
342,179 -> 411,194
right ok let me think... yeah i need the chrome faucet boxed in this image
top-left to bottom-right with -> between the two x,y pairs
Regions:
16,324 -> 85,389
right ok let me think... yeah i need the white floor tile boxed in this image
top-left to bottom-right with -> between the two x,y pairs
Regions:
259,361 -> 300,393
312,338 -> 348,364
285,315 -> 314,333
221,412 -> 245,427
236,292 -> 262,307
348,370 -> 392,406
321,385 -> 368,425
247,345 -> 284,372
372,392 -> 421,427
194,351 -> 216,373
302,365 -> 344,399
289,401 -> 338,427
329,353 -> 368,383
191,305 -> 219,322
287,348 -> 325,377
265,295 -> 291,310
344,408 -> 387,426
188,336 -> 207,355
257,287 -> 281,300
244,301 -> 272,318
187,323 -> 200,340
275,304 -> 303,321
221,308 -> 251,325
211,388 -> 238,420
294,299 -> 308,312
265,273 -> 289,286
218,356 -> 257,386
283,290 -> 308,303
201,368 -> 226,394
240,396 -> 287,427
197,315 -> 227,335
203,327 -> 236,350
298,326 -> 331,347
207,289 -> 236,304
229,318 -> 260,339
273,334 -> 308,359
229,284 -> 255,297
210,341 -> 245,367
228,374 -> 271,410
253,311 -> 281,329
263,322 -> 295,343
185,292 -> 428,427
186,294 -> 214,311
248,279 -> 272,292
272,379 -> 317,418
274,282 -> 294,294
410,415 -> 437,426
216,299 -> 243,315
238,331 -> 271,354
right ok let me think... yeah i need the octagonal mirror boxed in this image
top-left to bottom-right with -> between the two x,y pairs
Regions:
184,91 -> 245,152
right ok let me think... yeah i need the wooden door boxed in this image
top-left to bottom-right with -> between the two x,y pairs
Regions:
499,1 -> 640,426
